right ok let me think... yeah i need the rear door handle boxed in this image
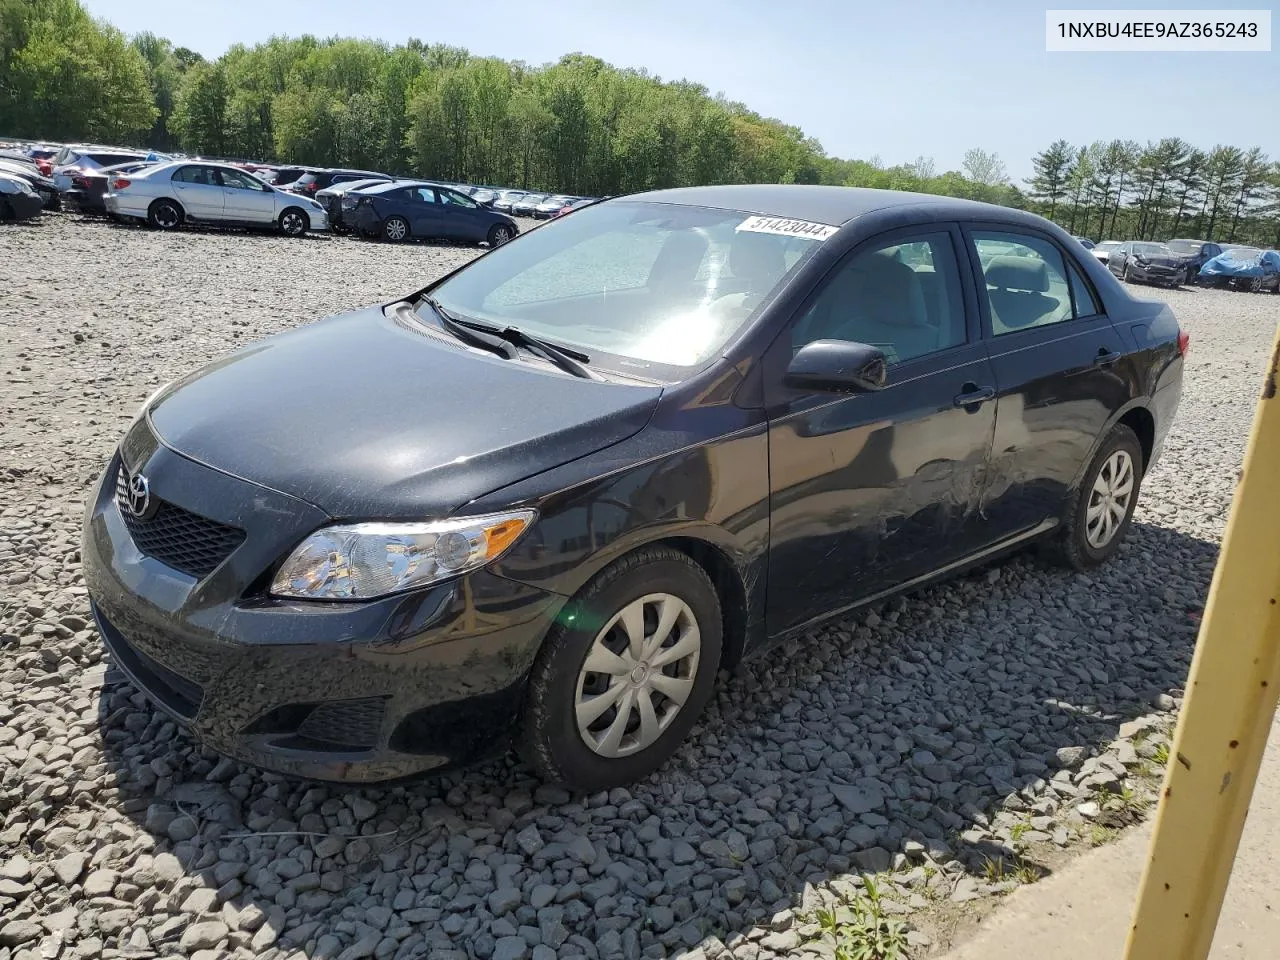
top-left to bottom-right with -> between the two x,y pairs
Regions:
953,385 -> 995,409
1094,348 -> 1122,367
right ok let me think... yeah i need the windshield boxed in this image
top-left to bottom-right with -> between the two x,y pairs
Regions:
1134,243 -> 1170,256
1166,240 -> 1202,255
427,200 -> 826,370
1096,241 -> 1121,252
1225,246 -> 1261,258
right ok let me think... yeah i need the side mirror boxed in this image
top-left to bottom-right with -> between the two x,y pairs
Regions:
785,339 -> 888,393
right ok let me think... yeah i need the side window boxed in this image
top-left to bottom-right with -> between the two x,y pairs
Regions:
173,166 -> 209,184
973,232 -> 1075,335
441,189 -> 478,208
216,169 -> 259,190
1068,261 -> 1101,317
792,232 -> 967,365
414,188 -> 439,204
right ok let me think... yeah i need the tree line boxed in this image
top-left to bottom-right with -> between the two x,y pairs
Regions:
1028,138 -> 1278,248
2,0 -> 1277,246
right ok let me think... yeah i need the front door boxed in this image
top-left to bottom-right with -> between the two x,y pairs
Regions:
170,165 -> 225,220
964,226 -> 1131,542
217,168 -> 277,224
765,225 -> 997,635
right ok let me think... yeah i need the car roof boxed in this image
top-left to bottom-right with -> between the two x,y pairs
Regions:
623,184 -> 1024,226
358,179 -> 434,194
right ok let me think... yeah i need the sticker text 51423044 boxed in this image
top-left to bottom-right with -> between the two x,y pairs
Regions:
736,215 -> 839,241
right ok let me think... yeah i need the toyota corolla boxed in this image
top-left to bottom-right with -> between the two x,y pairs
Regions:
83,185 -> 1185,790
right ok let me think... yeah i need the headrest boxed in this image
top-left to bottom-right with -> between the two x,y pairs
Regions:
986,255 -> 1048,293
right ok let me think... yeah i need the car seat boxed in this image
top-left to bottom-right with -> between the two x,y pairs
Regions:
984,255 -> 1066,332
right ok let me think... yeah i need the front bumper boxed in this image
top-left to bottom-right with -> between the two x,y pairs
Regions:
1129,262 -> 1181,284
83,421 -> 565,782
304,207 -> 329,231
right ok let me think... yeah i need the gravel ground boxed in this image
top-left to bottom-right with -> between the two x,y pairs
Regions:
0,212 -> 1275,960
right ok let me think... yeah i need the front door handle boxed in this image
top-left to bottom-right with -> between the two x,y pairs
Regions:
953,384 -> 995,410
1094,348 -> 1122,367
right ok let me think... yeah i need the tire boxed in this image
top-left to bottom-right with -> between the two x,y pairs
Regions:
487,223 -> 514,247
0,199 -> 12,221
1122,263 -> 1132,283
148,199 -> 182,230
1249,277 -> 1264,293
279,207 -> 308,237
382,216 -> 409,242
1044,423 -> 1144,570
516,546 -> 723,791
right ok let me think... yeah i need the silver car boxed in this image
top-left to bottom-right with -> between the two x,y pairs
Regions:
105,161 -> 328,235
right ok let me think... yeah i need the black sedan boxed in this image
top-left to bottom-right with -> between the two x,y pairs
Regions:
1165,238 -> 1223,283
64,161 -> 157,215
83,185 -> 1184,789
0,173 -> 44,220
351,180 -> 517,246
0,158 -> 60,210
1108,241 -> 1187,287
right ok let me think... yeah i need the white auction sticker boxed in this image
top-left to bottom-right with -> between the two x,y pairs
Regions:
1046,10 -> 1271,51
736,215 -> 839,241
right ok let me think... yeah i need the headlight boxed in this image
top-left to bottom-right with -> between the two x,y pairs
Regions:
270,510 -> 536,600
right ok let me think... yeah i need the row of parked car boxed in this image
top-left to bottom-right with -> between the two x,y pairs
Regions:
1072,235 -> 1280,293
0,140 -> 598,247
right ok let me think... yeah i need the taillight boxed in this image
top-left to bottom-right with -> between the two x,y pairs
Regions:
73,175 -> 90,188
111,178 -> 131,191
37,160 -> 51,175
1177,330 -> 1190,357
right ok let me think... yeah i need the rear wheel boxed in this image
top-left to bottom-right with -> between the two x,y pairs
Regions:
148,199 -> 182,230
279,207 -> 308,237
1250,276 -> 1264,293
1044,423 -> 1144,570
487,223 -> 513,247
517,547 -> 722,791
383,216 -> 409,242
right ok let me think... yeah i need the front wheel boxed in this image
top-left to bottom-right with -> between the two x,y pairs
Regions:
1045,423 -> 1144,570
1250,276 -> 1264,293
279,208 -> 308,237
1122,263 -> 1132,283
487,223 -> 514,247
383,216 -> 408,242
517,547 -> 722,791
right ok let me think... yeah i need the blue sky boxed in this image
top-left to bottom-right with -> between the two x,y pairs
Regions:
84,0 -> 1278,180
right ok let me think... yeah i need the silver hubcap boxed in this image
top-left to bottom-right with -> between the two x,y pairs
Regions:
386,219 -> 406,240
1085,449 -> 1135,549
492,228 -> 510,245
574,593 -> 701,758
283,212 -> 303,234
155,205 -> 177,227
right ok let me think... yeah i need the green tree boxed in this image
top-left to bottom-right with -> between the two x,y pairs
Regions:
1027,139 -> 1073,218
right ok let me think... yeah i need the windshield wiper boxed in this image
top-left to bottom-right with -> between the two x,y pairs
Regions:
421,296 -> 603,381
487,326 -> 604,381
421,295 -> 517,360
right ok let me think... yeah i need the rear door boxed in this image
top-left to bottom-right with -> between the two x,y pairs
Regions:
169,165 -> 225,219
217,168 -> 277,224
405,187 -> 446,238
963,226 -> 1130,542
764,224 -> 998,633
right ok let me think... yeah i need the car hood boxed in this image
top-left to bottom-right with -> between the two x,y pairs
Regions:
147,305 -> 663,520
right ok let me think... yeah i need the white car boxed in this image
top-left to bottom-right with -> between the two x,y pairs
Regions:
105,161 -> 328,235
1092,240 -> 1123,265
50,144 -> 152,192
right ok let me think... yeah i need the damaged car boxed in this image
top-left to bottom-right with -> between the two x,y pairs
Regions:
1198,246 -> 1280,292
83,185 -> 1186,789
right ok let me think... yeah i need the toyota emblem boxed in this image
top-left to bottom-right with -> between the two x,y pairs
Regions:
126,473 -> 152,518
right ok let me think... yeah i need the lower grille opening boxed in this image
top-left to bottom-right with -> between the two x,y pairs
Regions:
93,603 -> 204,719
246,698 -> 387,751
